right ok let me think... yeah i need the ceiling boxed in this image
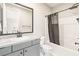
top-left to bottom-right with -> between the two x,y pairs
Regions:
46,3 -> 72,8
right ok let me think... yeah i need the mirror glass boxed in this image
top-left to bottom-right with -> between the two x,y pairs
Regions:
0,4 -> 3,35
3,3 -> 33,34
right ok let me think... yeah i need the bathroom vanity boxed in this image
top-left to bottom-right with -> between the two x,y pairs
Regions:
0,36 -> 40,56
0,3 -> 40,56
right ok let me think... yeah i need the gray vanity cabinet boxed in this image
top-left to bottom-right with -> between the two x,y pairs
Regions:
12,41 -> 32,51
0,46 -> 11,56
0,39 -> 40,56
7,50 -> 23,56
32,39 -> 40,45
7,44 -> 40,56
24,44 -> 40,56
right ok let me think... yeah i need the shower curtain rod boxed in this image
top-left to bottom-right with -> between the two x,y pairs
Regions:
45,8 -> 69,17
45,3 -> 79,17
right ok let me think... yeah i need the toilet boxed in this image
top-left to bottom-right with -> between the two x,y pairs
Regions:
40,36 -> 53,56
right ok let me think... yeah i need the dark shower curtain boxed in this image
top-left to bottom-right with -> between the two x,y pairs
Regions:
48,13 -> 60,45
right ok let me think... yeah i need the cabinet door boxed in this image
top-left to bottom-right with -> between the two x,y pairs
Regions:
12,41 -> 32,51
32,39 -> 40,45
6,50 -> 23,56
24,44 -> 40,56
0,46 -> 11,56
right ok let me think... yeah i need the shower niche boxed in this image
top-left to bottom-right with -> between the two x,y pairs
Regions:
0,3 -> 33,35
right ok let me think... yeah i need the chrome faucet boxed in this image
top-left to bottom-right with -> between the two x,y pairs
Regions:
17,31 -> 22,37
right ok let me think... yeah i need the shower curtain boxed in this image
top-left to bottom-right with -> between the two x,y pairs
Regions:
48,13 -> 60,45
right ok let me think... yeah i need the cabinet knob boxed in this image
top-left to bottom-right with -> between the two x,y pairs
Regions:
25,50 -> 27,52
20,52 -> 23,54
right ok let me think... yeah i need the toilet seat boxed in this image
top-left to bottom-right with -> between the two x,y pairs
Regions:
40,43 -> 53,56
40,36 -> 53,56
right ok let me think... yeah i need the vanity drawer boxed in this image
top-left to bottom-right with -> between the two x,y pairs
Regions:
32,39 -> 40,45
24,44 -> 40,56
12,41 -> 32,51
6,50 -> 23,56
0,46 -> 11,56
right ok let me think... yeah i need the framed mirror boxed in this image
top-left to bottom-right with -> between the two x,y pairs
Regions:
2,3 -> 33,35
0,4 -> 3,35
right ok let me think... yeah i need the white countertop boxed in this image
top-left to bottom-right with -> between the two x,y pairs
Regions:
0,35 -> 40,48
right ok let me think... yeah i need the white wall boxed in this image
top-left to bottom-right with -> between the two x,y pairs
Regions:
52,3 -> 79,51
52,3 -> 74,13
0,3 -> 52,40
21,3 -> 52,36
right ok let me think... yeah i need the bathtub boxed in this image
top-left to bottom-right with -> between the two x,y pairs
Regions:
40,42 -> 79,56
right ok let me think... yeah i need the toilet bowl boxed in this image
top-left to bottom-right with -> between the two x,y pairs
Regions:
40,37 -> 53,56
40,44 -> 53,56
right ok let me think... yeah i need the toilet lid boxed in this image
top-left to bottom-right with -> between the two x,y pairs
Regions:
41,44 -> 52,50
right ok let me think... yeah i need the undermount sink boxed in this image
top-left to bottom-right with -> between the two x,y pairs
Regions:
0,36 -> 30,48
0,35 -> 39,48
0,36 -> 30,44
